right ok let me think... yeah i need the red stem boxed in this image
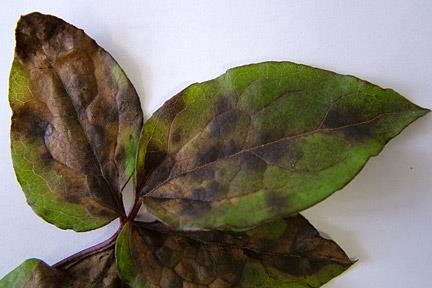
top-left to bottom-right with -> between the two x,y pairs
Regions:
128,196 -> 142,221
53,230 -> 119,269
54,177 -> 145,269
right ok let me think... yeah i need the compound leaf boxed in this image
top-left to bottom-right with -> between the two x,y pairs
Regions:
116,215 -> 353,287
137,62 -> 428,230
10,13 -> 143,231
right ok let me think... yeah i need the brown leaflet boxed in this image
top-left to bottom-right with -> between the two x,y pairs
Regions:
10,12 -> 143,229
116,215 -> 353,287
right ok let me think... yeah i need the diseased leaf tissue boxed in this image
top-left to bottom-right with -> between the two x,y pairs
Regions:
1,12 -> 428,287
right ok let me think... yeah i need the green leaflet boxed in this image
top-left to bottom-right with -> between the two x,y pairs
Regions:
115,216 -> 353,287
0,249 -> 122,287
9,13 -> 143,231
136,61 -> 428,231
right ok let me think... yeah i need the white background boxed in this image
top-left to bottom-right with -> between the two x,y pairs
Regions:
0,1 -> 431,287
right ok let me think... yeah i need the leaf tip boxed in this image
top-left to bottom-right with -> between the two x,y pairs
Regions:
422,106 -> 431,114
414,105 -> 430,119
15,12 -> 66,62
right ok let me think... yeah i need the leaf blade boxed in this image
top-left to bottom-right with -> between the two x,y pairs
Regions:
137,61 -> 428,230
10,13 -> 143,231
115,215 -> 353,287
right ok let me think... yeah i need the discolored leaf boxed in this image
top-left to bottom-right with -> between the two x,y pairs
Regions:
116,215 -> 353,287
136,62 -> 428,230
0,249 -> 125,288
9,13 -> 143,231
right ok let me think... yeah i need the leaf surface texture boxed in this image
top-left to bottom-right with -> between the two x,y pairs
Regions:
137,62 -> 428,230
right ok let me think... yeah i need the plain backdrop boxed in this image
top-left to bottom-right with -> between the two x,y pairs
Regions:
0,1 -> 431,287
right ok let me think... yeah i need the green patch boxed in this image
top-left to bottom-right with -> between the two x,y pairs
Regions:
239,261 -> 347,288
11,138 -> 112,231
8,60 -> 32,108
121,130 -> 140,180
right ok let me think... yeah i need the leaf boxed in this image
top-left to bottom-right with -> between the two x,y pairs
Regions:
0,249 -> 125,288
9,12 -> 143,231
116,215 -> 353,287
136,62 -> 428,230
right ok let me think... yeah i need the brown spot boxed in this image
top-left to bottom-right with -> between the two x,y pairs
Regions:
191,182 -> 224,202
40,151 -> 53,166
323,106 -> 365,129
160,267 -> 183,288
197,145 -> 220,166
194,167 -> 215,180
256,141 -> 304,167
140,142 -> 172,194
215,95 -> 234,114
342,124 -> 373,141
323,104 -> 376,141
257,131 -> 276,145
64,193 -> 81,204
155,247 -> 176,267
221,140 -> 239,156
191,187 -> 207,201
180,200 -> 211,217
265,191 -> 289,211
145,142 -> 169,169
29,119 -> 49,138
88,125 -> 105,148
156,93 -> 186,123
115,146 -> 125,162
97,99 -> 118,124
240,153 -> 267,172
142,160 -> 172,195
208,110 -> 242,138
12,106 -> 48,139
172,128 -> 182,143
94,207 -> 115,218
264,254 -> 308,276
255,142 -> 288,163
205,181 -> 225,199
86,177 -> 117,208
